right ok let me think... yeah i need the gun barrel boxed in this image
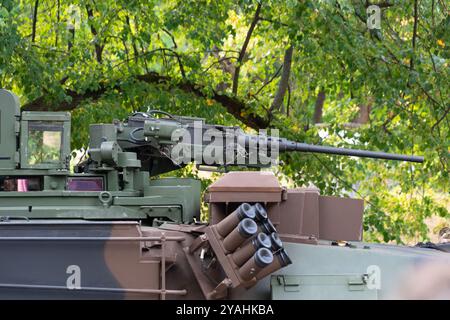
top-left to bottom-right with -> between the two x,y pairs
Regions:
282,141 -> 424,163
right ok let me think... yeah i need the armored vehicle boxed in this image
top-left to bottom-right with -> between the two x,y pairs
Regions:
0,89 -> 448,299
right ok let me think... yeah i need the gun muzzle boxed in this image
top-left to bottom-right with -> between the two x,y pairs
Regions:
256,248 -> 292,280
215,203 -> 255,237
253,203 -> 268,222
223,218 -> 258,252
231,233 -> 272,267
239,248 -> 274,281
282,141 -> 424,163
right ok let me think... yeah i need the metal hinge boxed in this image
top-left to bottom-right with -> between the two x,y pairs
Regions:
347,275 -> 367,291
15,121 -> 20,134
276,275 -> 300,292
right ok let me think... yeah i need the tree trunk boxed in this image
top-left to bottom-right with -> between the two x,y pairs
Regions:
313,90 -> 326,123
232,2 -> 262,95
352,104 -> 371,124
270,46 -> 293,113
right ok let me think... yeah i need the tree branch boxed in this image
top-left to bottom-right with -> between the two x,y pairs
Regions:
211,46 -> 237,75
21,72 -> 269,129
162,28 -> 177,49
286,83 -> 291,116
55,0 -> 60,47
232,2 -> 262,95
313,90 -> 326,123
269,45 -> 293,112
163,31 -> 186,79
86,4 -> 104,63
258,17 -> 289,27
352,103 -> 372,124
410,0 -> 418,70
365,1 -> 394,8
202,57 -> 237,74
31,0 -> 39,43
67,24 -> 75,52
431,106 -> 450,131
252,64 -> 282,97
125,15 -> 139,63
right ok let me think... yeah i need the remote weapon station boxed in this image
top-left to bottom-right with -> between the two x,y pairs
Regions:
0,89 -> 447,299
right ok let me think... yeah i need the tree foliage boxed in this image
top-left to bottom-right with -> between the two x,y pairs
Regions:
0,0 -> 448,243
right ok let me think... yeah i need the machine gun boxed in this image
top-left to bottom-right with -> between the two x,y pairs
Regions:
0,89 -> 423,223
79,110 -> 423,176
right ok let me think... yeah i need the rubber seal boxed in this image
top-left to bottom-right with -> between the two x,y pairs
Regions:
254,248 -> 274,268
253,233 -> 272,249
270,232 -> 283,250
253,203 -> 268,222
237,203 -> 256,220
238,218 -> 258,238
